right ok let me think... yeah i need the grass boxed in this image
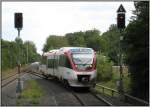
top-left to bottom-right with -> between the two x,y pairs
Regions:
17,80 -> 43,105
96,66 -> 131,96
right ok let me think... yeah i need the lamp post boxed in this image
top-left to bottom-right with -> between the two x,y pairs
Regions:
116,4 -> 126,95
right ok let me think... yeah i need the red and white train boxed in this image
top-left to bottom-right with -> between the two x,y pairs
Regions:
39,47 -> 97,88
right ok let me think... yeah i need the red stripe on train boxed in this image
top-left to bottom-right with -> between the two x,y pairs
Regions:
64,51 -> 96,72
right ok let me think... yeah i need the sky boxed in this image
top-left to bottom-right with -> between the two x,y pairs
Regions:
2,2 -> 135,55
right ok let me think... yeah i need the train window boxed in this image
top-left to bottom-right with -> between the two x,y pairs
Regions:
56,58 -> 59,68
54,58 -> 58,69
54,59 -> 56,68
59,55 -> 71,69
65,57 -> 72,69
48,59 -> 54,68
59,56 -> 61,66
47,59 -> 50,68
59,55 -> 64,66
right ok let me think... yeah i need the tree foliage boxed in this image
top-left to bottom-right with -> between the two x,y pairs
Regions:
123,1 -> 149,101
43,29 -> 102,52
84,29 -> 101,51
65,31 -> 86,47
96,53 -> 114,81
24,41 -> 40,63
42,35 -> 69,52
100,24 -> 121,64
1,38 -> 40,70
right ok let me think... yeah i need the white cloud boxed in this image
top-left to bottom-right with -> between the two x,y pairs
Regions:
2,2 -> 135,54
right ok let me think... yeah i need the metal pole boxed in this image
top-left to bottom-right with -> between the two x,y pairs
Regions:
16,28 -> 23,98
9,44 -> 12,68
17,28 -> 21,75
27,42 -> 28,64
119,29 -> 124,94
15,12 -> 23,98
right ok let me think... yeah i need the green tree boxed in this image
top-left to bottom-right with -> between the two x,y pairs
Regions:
100,24 -> 121,64
24,41 -> 40,63
1,38 -> 40,71
65,31 -> 86,47
123,1 -> 149,101
84,29 -> 101,51
2,39 -> 11,70
96,53 -> 114,81
42,35 -> 69,52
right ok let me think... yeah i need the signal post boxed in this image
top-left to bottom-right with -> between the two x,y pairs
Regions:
14,12 -> 23,98
116,4 -> 126,98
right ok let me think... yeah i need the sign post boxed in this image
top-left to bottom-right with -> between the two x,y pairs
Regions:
116,4 -> 126,97
14,12 -> 23,98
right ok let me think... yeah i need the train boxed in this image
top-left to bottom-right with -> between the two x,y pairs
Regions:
39,47 -> 97,88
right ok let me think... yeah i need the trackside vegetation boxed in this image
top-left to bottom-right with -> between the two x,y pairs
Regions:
1,38 -> 40,71
96,53 -> 114,81
17,80 -> 43,105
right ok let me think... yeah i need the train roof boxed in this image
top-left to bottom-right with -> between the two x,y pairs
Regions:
59,47 -> 94,54
43,47 -> 94,56
43,49 -> 59,56
59,47 -> 93,51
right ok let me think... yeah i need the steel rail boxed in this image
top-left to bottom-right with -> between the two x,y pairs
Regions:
28,71 -> 86,106
2,77 -> 18,88
90,91 -> 113,106
26,69 -> 113,106
2,73 -> 18,81
2,70 -> 29,88
70,90 -> 86,106
26,70 -> 45,79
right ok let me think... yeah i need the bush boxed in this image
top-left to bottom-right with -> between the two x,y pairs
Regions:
96,53 -> 114,81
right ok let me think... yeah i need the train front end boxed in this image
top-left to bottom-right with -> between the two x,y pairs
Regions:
68,48 -> 97,88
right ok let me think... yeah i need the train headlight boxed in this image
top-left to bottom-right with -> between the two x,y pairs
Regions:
90,64 -> 92,67
75,65 -> 77,68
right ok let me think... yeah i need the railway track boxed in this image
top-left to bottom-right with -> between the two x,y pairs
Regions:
2,72 -> 19,88
70,89 -> 113,106
2,70 -> 29,88
25,70 -> 113,106
90,91 -> 113,106
26,70 -> 45,79
2,72 -> 18,81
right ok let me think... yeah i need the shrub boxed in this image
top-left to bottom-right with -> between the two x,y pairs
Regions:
96,53 -> 114,81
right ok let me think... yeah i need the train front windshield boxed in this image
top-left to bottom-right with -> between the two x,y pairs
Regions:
72,54 -> 94,70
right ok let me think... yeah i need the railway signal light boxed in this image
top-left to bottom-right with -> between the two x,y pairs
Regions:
117,14 -> 125,29
117,4 -> 126,29
14,13 -> 23,29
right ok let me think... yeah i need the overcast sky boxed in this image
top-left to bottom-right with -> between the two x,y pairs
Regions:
2,2 -> 135,54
